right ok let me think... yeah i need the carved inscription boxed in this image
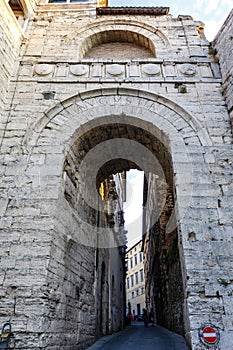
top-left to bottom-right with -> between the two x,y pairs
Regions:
63,95 -> 160,117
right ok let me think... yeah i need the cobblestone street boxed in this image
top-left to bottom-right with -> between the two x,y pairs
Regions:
87,322 -> 189,350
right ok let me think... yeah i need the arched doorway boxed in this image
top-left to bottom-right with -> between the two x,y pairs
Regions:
24,87 -> 211,348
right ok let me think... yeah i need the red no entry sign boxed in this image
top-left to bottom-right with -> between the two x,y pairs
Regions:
203,327 -> 217,344
199,325 -> 220,346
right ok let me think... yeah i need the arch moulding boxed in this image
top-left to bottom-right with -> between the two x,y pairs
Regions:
62,19 -> 170,58
24,87 -> 212,152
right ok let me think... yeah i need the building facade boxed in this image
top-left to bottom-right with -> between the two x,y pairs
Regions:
126,240 -> 145,319
0,0 -> 233,349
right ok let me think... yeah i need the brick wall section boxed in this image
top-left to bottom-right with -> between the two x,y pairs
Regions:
84,41 -> 154,59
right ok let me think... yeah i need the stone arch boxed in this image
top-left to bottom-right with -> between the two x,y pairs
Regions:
21,87 -> 215,343
23,87 -> 212,244
65,20 -> 170,58
24,87 -> 212,150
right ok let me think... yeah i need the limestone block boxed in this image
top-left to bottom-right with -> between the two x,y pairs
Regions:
222,183 -> 233,196
222,314 -> 233,330
55,64 -> 69,77
163,63 -> 177,77
3,272 -> 46,287
15,298 -> 46,316
0,197 -> 8,216
188,295 -> 224,315
27,38 -> 44,55
219,331 -> 233,348
205,283 -> 232,298
215,257 -> 233,272
26,316 -> 49,333
0,299 -> 15,315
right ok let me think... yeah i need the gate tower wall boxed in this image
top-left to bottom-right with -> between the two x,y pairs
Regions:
0,1 -> 232,348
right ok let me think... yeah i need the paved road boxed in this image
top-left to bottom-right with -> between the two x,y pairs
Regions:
87,322 -> 189,350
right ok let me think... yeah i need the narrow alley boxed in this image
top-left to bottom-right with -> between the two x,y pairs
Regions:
87,322 -> 189,350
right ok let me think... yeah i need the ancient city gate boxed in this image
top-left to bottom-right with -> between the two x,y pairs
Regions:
1,86 -> 231,349
1,2 -> 233,349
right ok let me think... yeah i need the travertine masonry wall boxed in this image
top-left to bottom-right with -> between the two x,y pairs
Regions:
0,1 -> 22,114
0,2 -> 233,349
214,9 -> 233,132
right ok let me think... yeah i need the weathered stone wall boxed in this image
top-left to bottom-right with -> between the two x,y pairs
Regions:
143,172 -> 185,336
0,2 -> 233,349
0,0 -> 37,113
0,1 -> 22,120
214,9 -> 233,132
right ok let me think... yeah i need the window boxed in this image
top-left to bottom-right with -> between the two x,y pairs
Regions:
8,0 -> 28,29
136,289 -> 139,296
141,286 -> 144,294
135,272 -> 138,285
134,255 -> 137,266
140,269 -> 144,282
134,247 -> 137,252
48,0 -> 89,3
139,253 -> 143,263
131,275 -> 134,287
132,291 -> 134,299
127,277 -> 129,289
130,258 -> 133,269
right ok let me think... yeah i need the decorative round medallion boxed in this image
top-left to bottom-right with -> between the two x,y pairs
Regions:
70,65 -> 88,76
179,64 -> 196,76
106,64 -> 124,76
34,64 -> 53,76
142,64 -> 161,76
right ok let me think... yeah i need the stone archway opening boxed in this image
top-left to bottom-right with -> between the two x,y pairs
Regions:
62,121 -> 185,337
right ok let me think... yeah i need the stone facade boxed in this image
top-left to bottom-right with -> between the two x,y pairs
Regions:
214,9 -> 233,134
143,174 -> 185,335
0,0 -> 233,349
125,240 -> 145,319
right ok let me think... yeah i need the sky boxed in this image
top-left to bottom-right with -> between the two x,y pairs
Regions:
109,0 -> 232,41
124,170 -> 144,249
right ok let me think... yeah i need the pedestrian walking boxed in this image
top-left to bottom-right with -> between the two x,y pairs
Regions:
149,308 -> 155,327
142,308 -> 148,327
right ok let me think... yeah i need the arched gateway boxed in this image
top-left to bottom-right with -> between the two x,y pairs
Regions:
13,87 -> 219,348
1,2 -> 233,349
